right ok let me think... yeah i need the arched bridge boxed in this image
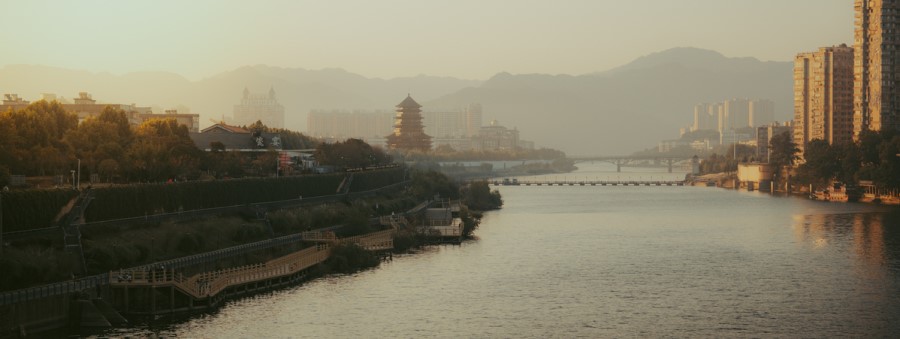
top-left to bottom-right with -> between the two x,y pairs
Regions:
568,155 -> 697,173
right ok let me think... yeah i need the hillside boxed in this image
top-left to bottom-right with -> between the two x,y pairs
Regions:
0,64 -> 480,129
425,47 -> 792,155
0,47 -> 792,155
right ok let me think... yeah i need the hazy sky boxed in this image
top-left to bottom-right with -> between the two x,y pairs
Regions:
2,0 -> 853,80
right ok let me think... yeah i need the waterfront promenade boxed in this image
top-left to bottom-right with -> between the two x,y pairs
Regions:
106,229 -> 394,315
490,179 -> 685,187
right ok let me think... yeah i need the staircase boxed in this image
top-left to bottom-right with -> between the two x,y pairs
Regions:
61,189 -> 94,274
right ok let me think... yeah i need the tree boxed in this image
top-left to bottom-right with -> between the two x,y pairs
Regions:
0,165 -> 10,187
462,181 -> 503,210
409,170 -> 459,200
796,140 -> 838,189
128,118 -> 201,181
314,139 -> 390,169
768,131 -> 799,188
874,135 -> 900,190
98,159 -> 119,183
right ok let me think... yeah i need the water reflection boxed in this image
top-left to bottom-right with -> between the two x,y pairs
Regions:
793,211 -> 900,276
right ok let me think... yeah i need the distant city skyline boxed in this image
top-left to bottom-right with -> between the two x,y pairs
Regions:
1,0 -> 852,80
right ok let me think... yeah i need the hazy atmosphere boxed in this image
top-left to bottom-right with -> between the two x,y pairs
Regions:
2,0 -> 853,154
5,2 -> 900,338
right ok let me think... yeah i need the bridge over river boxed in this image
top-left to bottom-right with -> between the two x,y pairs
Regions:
568,155 -> 697,173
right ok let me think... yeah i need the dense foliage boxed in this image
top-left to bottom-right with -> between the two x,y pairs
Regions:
2,168 -> 404,231
0,189 -> 79,232
0,103 -> 324,185
409,169 -> 460,200
462,181 -> 503,211
321,243 -> 381,274
698,144 -> 758,174
314,138 -> 391,169
796,130 -> 900,190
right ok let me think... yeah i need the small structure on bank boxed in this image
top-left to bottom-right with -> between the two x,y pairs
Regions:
418,200 -> 463,243
386,95 -> 432,151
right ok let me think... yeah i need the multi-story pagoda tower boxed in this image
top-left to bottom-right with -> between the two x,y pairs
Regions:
386,94 -> 432,151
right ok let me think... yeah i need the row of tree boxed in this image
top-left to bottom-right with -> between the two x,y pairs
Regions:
698,130 -> 900,191
0,102 -> 205,184
794,130 -> 900,190
0,102 -> 394,186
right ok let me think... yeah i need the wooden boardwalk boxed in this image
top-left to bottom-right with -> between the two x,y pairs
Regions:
107,229 -> 394,315
491,180 -> 685,187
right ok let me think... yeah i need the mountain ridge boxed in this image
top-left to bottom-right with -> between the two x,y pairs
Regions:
0,47 -> 792,154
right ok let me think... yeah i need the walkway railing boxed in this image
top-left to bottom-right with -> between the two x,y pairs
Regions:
491,180 -> 684,187
110,245 -> 332,299
108,229 -> 394,299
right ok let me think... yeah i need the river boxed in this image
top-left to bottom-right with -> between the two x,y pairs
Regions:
101,163 -> 900,338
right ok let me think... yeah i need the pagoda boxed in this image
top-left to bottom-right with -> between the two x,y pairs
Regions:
386,94 -> 432,151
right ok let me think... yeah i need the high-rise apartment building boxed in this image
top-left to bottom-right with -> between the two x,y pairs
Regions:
724,98 -> 751,129
233,87 -> 285,128
692,100 -> 771,134
749,99 -> 775,127
306,110 -> 394,140
793,45 -> 855,153
853,0 -> 900,137
757,122 -> 792,162
692,104 -> 708,131
465,103 -> 482,137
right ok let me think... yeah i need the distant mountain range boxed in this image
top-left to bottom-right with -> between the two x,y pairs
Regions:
0,47 -> 792,155
426,47 -> 792,155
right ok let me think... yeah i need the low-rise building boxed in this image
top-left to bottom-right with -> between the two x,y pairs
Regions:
418,201 -> 463,243
190,123 -> 282,152
472,120 -> 519,151
737,163 -> 775,191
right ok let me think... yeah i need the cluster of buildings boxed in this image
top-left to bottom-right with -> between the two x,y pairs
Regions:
308,95 -> 533,152
231,87 -> 285,129
1,92 -> 200,132
793,0 -> 900,155
691,99 -> 775,135
661,98 -> 783,157
2,87 -> 288,136
673,1 -> 900,162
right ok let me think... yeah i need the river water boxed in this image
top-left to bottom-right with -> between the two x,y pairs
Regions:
103,164 -> 900,338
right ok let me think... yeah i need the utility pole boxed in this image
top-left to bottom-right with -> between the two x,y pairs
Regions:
77,159 -> 81,190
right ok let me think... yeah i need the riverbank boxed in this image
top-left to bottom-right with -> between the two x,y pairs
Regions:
1,169 -> 502,337
101,177 -> 900,338
690,172 -> 900,206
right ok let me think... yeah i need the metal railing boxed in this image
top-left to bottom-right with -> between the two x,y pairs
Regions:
0,181 -> 412,306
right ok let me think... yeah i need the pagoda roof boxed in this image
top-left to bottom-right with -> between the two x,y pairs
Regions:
396,94 -> 422,108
